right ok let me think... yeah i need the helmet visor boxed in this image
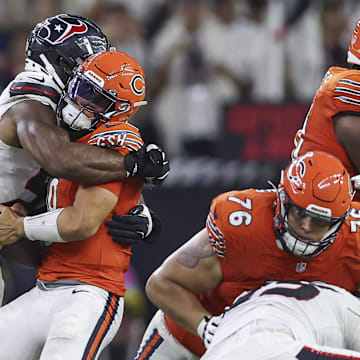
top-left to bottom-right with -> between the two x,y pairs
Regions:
287,196 -> 346,227
67,74 -> 114,114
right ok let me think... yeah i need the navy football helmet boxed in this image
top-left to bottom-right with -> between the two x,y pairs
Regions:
25,14 -> 110,88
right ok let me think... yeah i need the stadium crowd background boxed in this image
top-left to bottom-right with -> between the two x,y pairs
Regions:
1,0 -> 360,358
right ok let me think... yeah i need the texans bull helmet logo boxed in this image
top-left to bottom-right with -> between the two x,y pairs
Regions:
38,14 -> 88,45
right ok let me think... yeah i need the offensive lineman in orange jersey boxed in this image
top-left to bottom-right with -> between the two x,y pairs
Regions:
292,19 -> 360,200
134,151 -> 360,360
0,51 -> 151,360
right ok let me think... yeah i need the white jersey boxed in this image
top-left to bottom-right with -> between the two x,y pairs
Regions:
204,280 -> 360,359
0,71 -> 61,204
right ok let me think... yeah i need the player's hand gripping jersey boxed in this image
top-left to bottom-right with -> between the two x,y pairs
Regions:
0,71 -> 61,204
165,188 -> 360,357
37,121 -> 144,296
292,66 -> 360,183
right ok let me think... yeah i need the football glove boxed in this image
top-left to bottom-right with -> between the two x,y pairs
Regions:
197,313 -> 224,349
106,204 -> 162,245
124,143 -> 170,186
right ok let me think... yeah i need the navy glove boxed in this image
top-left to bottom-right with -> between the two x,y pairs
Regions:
124,143 -> 170,186
106,204 -> 162,245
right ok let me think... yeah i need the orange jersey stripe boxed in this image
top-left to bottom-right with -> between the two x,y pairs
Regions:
82,293 -> 120,360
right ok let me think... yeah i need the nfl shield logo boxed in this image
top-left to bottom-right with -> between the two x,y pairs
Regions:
296,262 -> 307,273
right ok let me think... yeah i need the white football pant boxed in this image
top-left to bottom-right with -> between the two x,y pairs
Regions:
0,283 -> 123,360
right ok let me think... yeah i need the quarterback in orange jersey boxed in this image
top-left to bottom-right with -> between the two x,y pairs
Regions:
292,19 -> 360,199
135,151 -> 360,360
0,51 -> 152,360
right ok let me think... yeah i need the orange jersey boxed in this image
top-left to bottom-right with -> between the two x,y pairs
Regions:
292,66 -> 360,181
166,189 -> 360,356
37,122 -> 144,296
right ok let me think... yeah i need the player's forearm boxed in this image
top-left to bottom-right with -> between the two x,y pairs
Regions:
46,141 -> 127,185
20,207 -> 99,243
25,134 -> 127,185
55,205 -> 102,240
16,110 -> 127,184
146,272 -> 210,335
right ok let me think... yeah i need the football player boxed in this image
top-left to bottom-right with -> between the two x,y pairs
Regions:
0,14 -> 168,304
292,18 -> 360,200
134,151 -> 360,360
0,50 -> 154,359
201,280 -> 360,359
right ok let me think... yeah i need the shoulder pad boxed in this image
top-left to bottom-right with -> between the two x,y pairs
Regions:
9,71 -> 61,109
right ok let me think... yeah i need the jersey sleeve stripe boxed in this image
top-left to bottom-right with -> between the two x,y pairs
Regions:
206,213 -> 226,258
338,78 -> 360,87
10,82 -> 60,103
335,86 -> 360,97
334,96 -> 360,106
89,130 -> 142,142
88,129 -> 143,151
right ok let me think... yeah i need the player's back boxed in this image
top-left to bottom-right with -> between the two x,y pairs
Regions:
0,71 -> 61,204
292,66 -> 360,179
210,280 -> 360,351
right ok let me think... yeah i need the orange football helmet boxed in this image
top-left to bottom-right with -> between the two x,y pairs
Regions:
348,19 -> 360,65
57,50 -> 147,132
274,151 -> 353,258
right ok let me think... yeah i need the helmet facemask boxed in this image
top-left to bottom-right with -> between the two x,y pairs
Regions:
274,188 -> 347,258
57,51 -> 147,134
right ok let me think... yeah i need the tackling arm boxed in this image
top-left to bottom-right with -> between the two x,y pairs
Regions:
11,101 -> 127,185
6,101 -> 169,186
145,228 -> 222,335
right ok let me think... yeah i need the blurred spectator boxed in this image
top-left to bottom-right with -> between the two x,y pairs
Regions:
204,0 -> 253,105
246,0 -> 324,103
282,0 -> 325,102
8,26 -> 32,77
321,0 -> 347,68
148,0 -> 214,157
30,0 -> 63,24
149,0 -> 256,157
95,3 -> 147,69
0,34 -> 13,91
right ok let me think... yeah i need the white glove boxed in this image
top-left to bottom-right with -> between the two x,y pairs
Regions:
197,314 -> 224,349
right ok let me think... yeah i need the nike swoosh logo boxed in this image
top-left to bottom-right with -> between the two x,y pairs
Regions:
72,289 -> 89,294
105,123 -> 119,128
28,76 -> 45,83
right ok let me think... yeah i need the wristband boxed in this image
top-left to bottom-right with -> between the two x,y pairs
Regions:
24,208 -> 65,243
